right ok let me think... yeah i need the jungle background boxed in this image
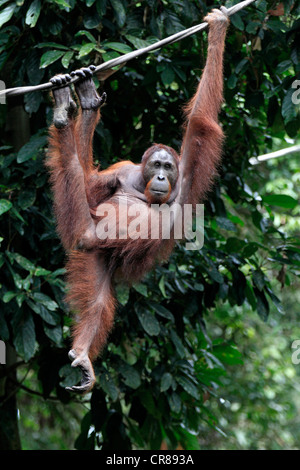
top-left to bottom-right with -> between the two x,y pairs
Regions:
0,0 -> 299,450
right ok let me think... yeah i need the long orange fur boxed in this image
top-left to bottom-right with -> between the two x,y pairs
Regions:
46,13 -> 229,382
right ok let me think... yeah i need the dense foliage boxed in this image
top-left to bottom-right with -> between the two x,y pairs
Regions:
0,0 -> 299,450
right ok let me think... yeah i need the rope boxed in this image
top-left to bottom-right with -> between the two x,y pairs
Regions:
0,0 -> 256,98
249,145 -> 300,165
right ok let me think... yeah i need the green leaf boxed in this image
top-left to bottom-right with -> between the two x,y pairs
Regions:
140,389 -> 158,417
158,275 -> 167,297
32,292 -> 58,311
172,65 -> 186,83
135,305 -> 160,336
231,269 -> 246,306
242,242 -> 261,258
12,253 -> 36,272
34,267 -> 51,276
104,42 -> 132,54
10,206 -> 26,223
16,293 -> 26,307
164,9 -> 184,34
17,134 -> 47,163
206,265 -> 224,284
178,428 -> 201,451
245,281 -> 256,310
96,0 -> 107,15
115,283 -> 130,306
170,330 -> 185,358
24,91 -> 42,114
203,350 -> 224,369
0,199 -> 12,215
77,42 -> 96,59
267,18 -> 287,33
132,282 -> 147,296
49,268 -> 66,278
37,304 -> 60,325
102,51 -> 120,62
252,269 -> 265,291
43,323 -> 63,346
216,216 -> 236,232
61,50 -> 74,69
150,302 -> 174,321
22,275 -> 31,292
125,34 -> 158,50
161,65 -> 175,87
51,0 -> 71,8
35,42 -> 69,51
13,312 -> 36,361
3,291 -> 16,303
10,270 -> 23,289
262,194 -> 298,209
276,60 -> 292,74
282,88 -> 299,123
40,50 -> 65,68
245,21 -> 260,34
161,372 -> 172,392
25,0 -> 41,27
254,287 -> 269,321
252,210 -> 267,233
83,13 -> 101,29
227,213 -> 244,227
227,74 -> 237,89
265,287 -> 284,314
168,392 -> 181,413
286,248 -> 300,263
118,362 -> 141,389
230,13 -> 244,31
225,237 -> 246,253
213,344 -> 243,365
74,412 -> 93,450
75,30 -> 97,43
110,0 -> 126,27
99,372 -> 119,401
25,299 -> 40,314
195,282 -> 204,292
177,376 -> 200,400
235,58 -> 248,75
0,4 -> 16,28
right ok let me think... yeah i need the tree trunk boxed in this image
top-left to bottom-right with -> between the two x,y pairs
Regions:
0,345 -> 22,450
0,95 -> 30,450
